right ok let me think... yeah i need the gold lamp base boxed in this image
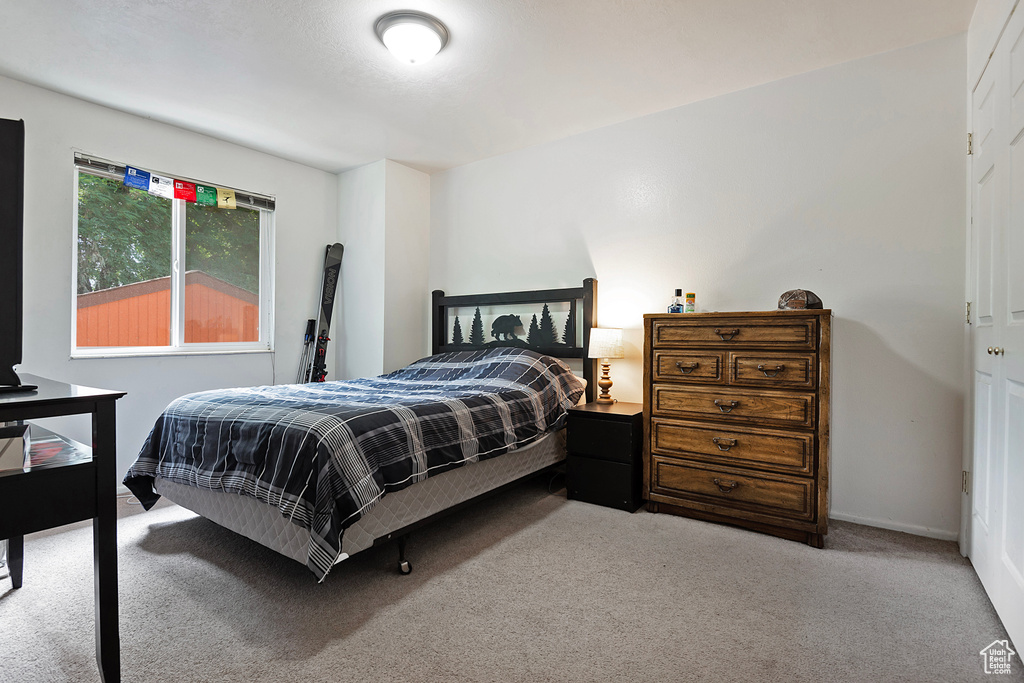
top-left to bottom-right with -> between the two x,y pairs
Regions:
596,360 -> 615,404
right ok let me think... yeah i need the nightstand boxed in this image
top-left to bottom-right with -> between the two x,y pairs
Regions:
566,402 -> 644,512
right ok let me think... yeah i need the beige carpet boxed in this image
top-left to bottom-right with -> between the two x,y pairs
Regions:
0,477 -> 1019,683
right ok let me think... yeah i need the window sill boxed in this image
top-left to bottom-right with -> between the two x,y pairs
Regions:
70,347 -> 274,360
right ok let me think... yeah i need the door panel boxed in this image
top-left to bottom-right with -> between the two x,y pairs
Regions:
977,68 -> 998,166
973,373 -> 992,532
1011,23 -> 1024,328
1010,21 -> 1024,134
1002,381 -> 1024,586
1010,131 -> 1024,324
976,164 -> 997,326
976,66 -> 997,327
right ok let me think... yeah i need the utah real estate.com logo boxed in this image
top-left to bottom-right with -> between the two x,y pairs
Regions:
980,640 -> 1016,675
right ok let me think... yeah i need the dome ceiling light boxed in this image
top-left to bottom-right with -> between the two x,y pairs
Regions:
374,11 -> 450,65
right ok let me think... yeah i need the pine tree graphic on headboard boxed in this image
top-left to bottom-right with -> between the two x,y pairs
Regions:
468,308 -> 485,346
527,314 -> 540,346
538,304 -> 557,346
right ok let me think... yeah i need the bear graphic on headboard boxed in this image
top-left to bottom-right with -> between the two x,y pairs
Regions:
490,314 -> 523,341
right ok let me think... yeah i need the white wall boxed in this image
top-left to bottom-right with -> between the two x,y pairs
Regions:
0,74 -> 339,480
337,159 -> 430,379
383,160 -> 431,372
338,161 -> 387,379
430,35 -> 967,538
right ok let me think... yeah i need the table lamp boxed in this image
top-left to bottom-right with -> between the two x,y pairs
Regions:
588,327 -> 624,404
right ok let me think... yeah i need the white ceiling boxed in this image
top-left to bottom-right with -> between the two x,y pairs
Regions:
0,0 -> 976,174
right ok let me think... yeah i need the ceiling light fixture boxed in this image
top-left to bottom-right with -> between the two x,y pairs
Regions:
374,10 -> 449,64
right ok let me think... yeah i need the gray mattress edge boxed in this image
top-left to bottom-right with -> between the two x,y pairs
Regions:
155,429 -> 566,567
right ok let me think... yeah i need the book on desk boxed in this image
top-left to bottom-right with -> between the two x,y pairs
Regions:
0,423 -> 90,473
0,423 -> 29,470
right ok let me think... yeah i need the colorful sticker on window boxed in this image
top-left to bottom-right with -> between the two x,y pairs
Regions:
174,180 -> 197,202
123,166 -> 150,191
196,184 -> 217,206
216,187 -> 236,209
148,174 -> 174,199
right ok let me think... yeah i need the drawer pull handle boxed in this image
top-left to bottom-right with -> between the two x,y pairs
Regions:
712,437 -> 737,451
676,361 -> 699,374
757,363 -> 785,378
714,399 -> 739,413
715,328 -> 740,341
713,478 -> 739,493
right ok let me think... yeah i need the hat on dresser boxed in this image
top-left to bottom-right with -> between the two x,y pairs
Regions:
778,289 -> 823,310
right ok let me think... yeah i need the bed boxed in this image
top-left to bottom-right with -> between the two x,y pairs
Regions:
124,280 -> 597,580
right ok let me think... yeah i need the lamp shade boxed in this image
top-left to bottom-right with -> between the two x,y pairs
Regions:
588,328 -> 624,360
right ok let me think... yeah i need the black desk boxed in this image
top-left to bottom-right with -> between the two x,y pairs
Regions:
0,374 -> 125,683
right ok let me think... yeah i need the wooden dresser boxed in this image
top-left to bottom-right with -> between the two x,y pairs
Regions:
642,310 -> 831,547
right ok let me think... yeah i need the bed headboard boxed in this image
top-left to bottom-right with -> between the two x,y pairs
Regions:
431,278 -> 598,403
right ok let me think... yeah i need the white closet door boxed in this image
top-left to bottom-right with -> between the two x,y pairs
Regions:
969,5 -> 1024,648
970,34 -> 1003,621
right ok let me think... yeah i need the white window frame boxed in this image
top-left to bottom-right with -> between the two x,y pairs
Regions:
71,166 -> 275,358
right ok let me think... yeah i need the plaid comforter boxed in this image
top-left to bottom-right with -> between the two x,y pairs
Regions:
124,347 -> 585,580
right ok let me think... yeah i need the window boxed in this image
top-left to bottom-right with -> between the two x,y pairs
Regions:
73,156 -> 274,356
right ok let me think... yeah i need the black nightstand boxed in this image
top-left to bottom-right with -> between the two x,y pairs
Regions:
566,402 -> 644,512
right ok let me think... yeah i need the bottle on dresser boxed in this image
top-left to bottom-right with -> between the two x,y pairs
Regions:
668,289 -> 685,313
684,292 -> 696,313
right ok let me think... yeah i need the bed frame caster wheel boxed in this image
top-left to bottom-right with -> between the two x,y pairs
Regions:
398,559 -> 412,575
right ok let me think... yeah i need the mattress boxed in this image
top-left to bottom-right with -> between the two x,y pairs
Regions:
155,429 -> 565,568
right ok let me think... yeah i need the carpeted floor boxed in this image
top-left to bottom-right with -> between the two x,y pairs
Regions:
0,476 -> 1019,682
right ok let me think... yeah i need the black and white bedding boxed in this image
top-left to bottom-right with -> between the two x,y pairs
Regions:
125,347 -> 585,580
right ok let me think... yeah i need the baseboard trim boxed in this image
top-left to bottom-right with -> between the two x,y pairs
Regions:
831,511 -> 959,541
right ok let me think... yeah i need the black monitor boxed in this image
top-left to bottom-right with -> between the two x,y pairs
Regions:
0,118 -> 35,393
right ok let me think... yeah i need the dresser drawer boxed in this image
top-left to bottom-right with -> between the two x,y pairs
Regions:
652,384 -> 816,428
650,419 -> 813,476
728,352 -> 816,390
651,457 -> 815,522
651,316 -> 816,349
653,351 -> 724,384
